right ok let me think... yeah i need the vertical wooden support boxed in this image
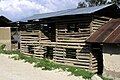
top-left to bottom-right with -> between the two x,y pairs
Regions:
54,47 -> 56,61
54,23 -> 57,61
89,21 -> 93,35
89,52 -> 93,72
56,28 -> 58,42
37,27 -> 44,58
20,31 -> 22,52
65,24 -> 67,33
39,29 -> 41,42
54,24 -> 58,61
76,49 -> 79,60
39,29 -> 41,56
63,47 -> 66,63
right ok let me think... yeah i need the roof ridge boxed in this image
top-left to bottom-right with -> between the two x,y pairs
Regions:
17,4 -> 117,22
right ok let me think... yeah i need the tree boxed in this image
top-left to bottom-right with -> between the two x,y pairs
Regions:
77,2 -> 87,8
87,0 -> 107,7
111,0 -> 120,4
77,0 -> 107,8
77,0 -> 120,8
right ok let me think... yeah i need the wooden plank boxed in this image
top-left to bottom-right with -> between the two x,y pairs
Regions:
56,45 -> 82,49
54,50 -> 65,53
76,56 -> 90,59
57,32 -> 90,35
20,43 -> 40,45
21,41 -> 39,43
57,29 -> 67,31
21,33 -> 38,35
57,39 -> 85,42
34,52 -> 45,54
57,37 -> 88,40
54,57 -> 90,62
65,60 -> 90,65
21,36 -> 38,38
21,39 -> 39,41
40,41 -> 85,46
57,34 -> 90,37
92,21 -> 106,24
53,48 -> 65,51
55,61 -> 90,69
76,53 -> 90,56
94,19 -> 107,23
54,57 -> 91,67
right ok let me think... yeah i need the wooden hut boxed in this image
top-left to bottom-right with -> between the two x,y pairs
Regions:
0,16 -> 11,50
18,4 -> 120,73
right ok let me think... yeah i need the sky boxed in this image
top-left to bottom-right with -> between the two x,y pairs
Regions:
0,0 -> 83,21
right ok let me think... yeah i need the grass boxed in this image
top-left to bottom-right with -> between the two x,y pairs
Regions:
0,50 -> 113,80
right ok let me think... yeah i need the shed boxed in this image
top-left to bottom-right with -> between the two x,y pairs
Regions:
0,16 -> 12,50
86,19 -> 120,78
0,16 -> 18,50
17,4 -> 120,74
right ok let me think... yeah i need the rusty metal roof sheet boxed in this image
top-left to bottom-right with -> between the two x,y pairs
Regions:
86,19 -> 120,44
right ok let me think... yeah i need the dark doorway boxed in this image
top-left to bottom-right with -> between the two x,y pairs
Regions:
44,47 -> 54,59
91,43 -> 103,75
28,45 -> 34,54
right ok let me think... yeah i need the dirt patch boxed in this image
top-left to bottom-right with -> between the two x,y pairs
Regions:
0,54 -> 84,80
103,69 -> 120,80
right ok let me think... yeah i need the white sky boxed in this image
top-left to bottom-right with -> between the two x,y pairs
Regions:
0,0 -> 82,21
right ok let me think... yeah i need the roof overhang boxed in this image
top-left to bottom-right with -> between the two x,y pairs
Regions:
86,19 -> 120,44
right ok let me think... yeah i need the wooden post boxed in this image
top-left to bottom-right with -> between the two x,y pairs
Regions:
89,21 -> 93,35
89,52 -> 93,72
20,31 -> 22,52
76,49 -> 79,60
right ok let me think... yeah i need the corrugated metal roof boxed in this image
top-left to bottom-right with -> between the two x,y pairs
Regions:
20,4 -> 113,22
20,8 -> 76,22
86,19 -> 120,44
61,4 -> 113,15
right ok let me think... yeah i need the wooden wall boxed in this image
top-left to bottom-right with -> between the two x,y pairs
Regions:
54,16 -> 92,70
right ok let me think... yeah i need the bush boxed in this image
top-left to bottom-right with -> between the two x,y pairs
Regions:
0,44 -> 6,50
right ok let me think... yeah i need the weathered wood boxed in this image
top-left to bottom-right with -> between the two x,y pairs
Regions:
57,40 -> 85,42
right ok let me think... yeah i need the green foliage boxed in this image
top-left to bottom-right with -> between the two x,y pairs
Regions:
0,44 -> 6,50
111,0 -> 120,4
88,0 -> 107,7
0,50 -> 112,80
0,50 -> 19,55
78,0 -> 120,8
77,2 -> 87,8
